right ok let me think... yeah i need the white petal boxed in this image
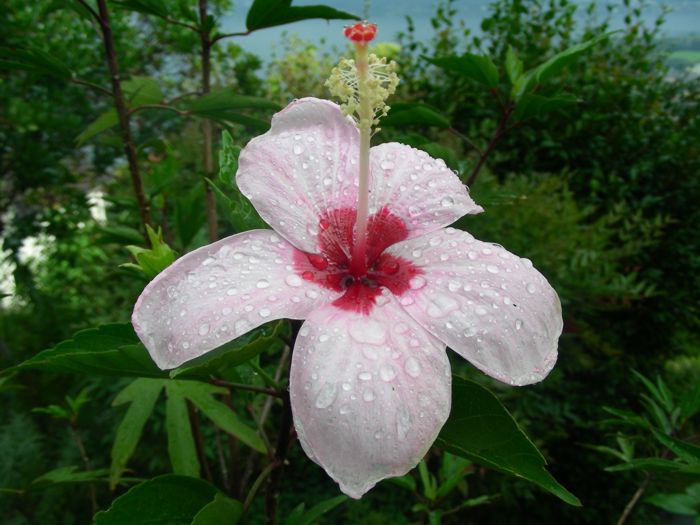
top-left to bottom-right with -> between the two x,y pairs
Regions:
236,98 -> 359,253
132,230 -> 338,369
369,143 -> 483,238
387,228 -> 562,386
290,293 -> 451,498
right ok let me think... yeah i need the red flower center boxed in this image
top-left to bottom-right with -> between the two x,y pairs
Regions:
294,206 -> 422,314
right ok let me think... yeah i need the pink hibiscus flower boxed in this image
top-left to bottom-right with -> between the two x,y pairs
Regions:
132,97 -> 562,498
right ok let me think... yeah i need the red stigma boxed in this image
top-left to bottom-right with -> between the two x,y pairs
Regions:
343,22 -> 377,43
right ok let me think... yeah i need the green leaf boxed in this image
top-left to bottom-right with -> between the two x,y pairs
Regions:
174,186 -> 206,250
0,324 -> 165,379
514,32 -> 615,97
76,109 -> 118,146
170,380 -> 266,453
188,90 -> 279,114
0,46 -> 72,80
425,53 -> 499,88
651,430 -> 700,464
93,475 -> 228,525
110,379 -> 164,488
284,495 -> 347,525
505,46 -> 523,86
165,383 -> 201,477
246,0 -> 358,32
171,321 -> 289,380
98,226 -> 146,245
514,94 -> 578,121
646,490 -> 700,516
605,458 -> 684,473
381,102 -> 451,128
192,493 -> 243,525
218,130 -> 241,187
123,76 -> 164,107
436,376 -> 580,506
29,466 -> 111,490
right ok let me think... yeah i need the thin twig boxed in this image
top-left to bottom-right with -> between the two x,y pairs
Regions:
74,0 -> 103,26
168,91 -> 200,104
128,104 -> 190,117
213,426 -> 230,492
95,0 -> 152,243
466,105 -> 514,188
69,422 -> 97,513
71,78 -> 113,97
161,15 -> 200,33
211,30 -> 252,44
187,400 -> 214,482
243,462 -> 276,512
617,473 -> 651,525
265,391 -> 293,525
211,379 -> 283,398
448,127 -> 483,155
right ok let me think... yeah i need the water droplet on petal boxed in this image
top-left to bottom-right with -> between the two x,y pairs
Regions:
526,283 -> 537,294
409,276 -> 426,290
307,254 -> 328,270
315,382 -> 337,408
379,364 -> 396,382
259,308 -> 271,318
447,280 -> 461,292
475,306 -> 488,316
441,196 -> 454,207
256,279 -> 270,289
380,160 -> 395,170
293,144 -> 303,155
285,274 -> 303,287
198,323 -> 210,336
515,319 -> 523,330
349,318 -> 386,344
363,389 -> 376,402
405,357 -> 421,378
358,372 -> 372,381
487,264 -> 499,274
397,405 -> 411,441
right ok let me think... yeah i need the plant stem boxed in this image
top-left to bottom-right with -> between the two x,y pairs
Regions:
617,472 -> 650,525
465,106 -> 514,188
265,390 -> 293,525
95,0 -> 152,245
211,379 -> 283,397
187,400 -> 214,482
198,0 -> 218,243
69,421 -> 97,513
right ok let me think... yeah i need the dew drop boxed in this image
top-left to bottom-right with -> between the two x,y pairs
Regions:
397,405 -> 411,441
515,319 -> 523,330
409,276 -> 426,290
467,251 -> 478,260
379,364 -> 396,382
440,196 -> 454,207
358,372 -> 373,381
259,308 -> 271,318
475,306 -> 488,316
380,160 -> 395,170
447,280 -> 461,292
226,288 -> 238,296
198,323 -> 210,336
526,283 -> 537,294
256,279 -> 270,289
293,144 -> 303,155
342,382 -> 352,391
487,264 -> 500,274
405,357 -> 421,378
349,318 -> 386,344
285,274 -> 303,287
315,382 -> 337,409
363,389 -> 376,402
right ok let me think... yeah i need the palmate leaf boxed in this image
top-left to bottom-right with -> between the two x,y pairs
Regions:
436,376 -> 580,506
245,0 -> 358,32
0,324 -> 165,378
165,382 -> 201,477
111,379 -> 164,488
94,475 -> 242,525
76,109 -> 119,146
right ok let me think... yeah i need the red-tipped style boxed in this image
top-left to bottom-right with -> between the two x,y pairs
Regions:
343,22 -> 377,43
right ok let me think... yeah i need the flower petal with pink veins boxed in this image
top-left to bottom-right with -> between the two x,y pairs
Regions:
132,230 -> 339,370
386,228 -> 562,386
237,98 -> 359,253
368,143 -> 483,237
290,293 -> 451,499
